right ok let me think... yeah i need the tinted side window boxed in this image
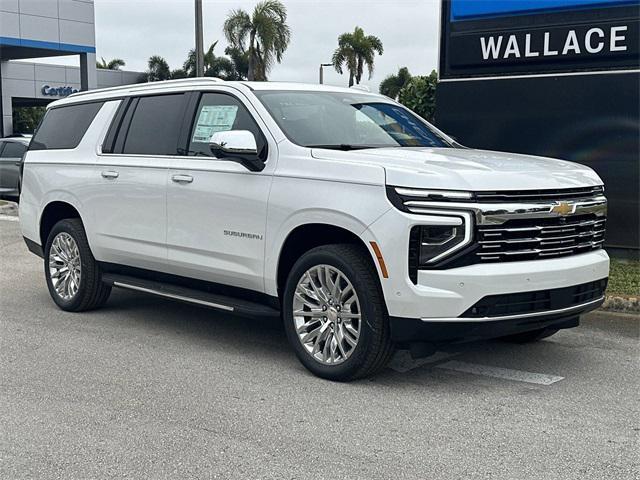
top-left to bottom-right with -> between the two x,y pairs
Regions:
1,142 -> 27,158
30,102 -> 104,150
123,94 -> 187,155
187,93 -> 266,158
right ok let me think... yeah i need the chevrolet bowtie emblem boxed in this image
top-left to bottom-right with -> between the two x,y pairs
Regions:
550,201 -> 576,216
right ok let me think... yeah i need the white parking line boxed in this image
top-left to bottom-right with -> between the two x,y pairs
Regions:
435,360 -> 565,385
388,351 -> 459,373
0,215 -> 19,222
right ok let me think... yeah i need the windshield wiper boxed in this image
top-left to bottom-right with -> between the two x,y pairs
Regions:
306,144 -> 381,151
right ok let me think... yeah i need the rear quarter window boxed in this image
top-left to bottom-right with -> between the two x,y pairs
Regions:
30,102 -> 104,150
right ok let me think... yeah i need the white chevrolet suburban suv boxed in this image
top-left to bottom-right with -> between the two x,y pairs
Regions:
19,78 -> 609,381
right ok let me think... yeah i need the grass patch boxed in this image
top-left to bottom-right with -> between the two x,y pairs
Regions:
608,259 -> 640,297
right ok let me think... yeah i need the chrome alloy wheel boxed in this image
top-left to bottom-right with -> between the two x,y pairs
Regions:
293,265 -> 362,365
48,232 -> 82,301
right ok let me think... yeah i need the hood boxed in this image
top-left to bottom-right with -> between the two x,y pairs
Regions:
311,147 -> 602,191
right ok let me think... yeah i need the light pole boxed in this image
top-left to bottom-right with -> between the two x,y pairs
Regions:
195,0 -> 205,77
319,63 -> 332,84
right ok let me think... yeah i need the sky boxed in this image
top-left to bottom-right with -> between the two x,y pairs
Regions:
44,0 -> 442,91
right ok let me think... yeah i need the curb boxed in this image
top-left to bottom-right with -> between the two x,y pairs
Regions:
601,296 -> 640,315
0,201 -> 18,216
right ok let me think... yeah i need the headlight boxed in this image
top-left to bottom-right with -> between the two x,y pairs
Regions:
418,225 -> 466,264
410,212 -> 473,270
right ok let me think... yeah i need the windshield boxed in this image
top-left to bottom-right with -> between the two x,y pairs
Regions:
254,91 -> 454,149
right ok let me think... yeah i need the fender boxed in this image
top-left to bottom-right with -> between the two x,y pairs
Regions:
264,208 -> 378,297
36,190 -> 94,249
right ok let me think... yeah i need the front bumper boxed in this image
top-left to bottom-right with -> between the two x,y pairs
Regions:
365,204 -> 610,320
389,294 -> 602,343
371,235 -> 609,320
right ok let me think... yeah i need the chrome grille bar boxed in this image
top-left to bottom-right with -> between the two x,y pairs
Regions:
478,218 -> 606,233
477,218 -> 605,261
474,186 -> 604,202
477,240 -> 604,258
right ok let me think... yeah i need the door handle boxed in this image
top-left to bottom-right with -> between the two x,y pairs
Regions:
171,174 -> 193,184
101,170 -> 119,179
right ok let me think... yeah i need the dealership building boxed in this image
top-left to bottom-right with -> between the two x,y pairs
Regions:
0,0 -> 140,137
436,0 -> 639,252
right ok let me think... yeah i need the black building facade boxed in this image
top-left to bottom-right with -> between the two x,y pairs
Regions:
435,0 -> 640,252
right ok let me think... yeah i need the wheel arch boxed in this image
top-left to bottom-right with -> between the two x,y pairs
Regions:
39,200 -> 83,247
275,222 -> 380,299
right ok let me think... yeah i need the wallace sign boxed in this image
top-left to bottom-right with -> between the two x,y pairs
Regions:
451,22 -> 638,70
439,0 -> 640,78
435,0 -> 640,250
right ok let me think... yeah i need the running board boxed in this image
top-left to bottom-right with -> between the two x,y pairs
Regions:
102,274 -> 280,318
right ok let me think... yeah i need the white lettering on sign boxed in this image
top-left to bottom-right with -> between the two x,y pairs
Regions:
479,25 -> 629,61
544,32 -> 559,56
524,34 -> 539,57
503,35 -> 521,58
611,25 -> 628,52
562,30 -> 581,55
481,36 -> 503,60
585,28 -> 605,53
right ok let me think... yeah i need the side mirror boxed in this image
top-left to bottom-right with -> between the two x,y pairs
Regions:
209,130 -> 265,172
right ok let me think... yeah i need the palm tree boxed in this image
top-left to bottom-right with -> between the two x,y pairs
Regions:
96,57 -> 125,70
379,67 -> 412,99
145,55 -> 171,82
223,0 -> 291,81
170,68 -> 189,79
225,46 -> 249,80
332,27 -> 384,87
183,41 -> 239,80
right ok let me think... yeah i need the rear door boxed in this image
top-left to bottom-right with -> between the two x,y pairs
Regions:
165,89 -> 276,292
89,92 -> 190,271
0,140 -> 27,196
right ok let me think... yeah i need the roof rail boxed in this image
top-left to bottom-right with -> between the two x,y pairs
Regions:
350,84 -> 371,93
67,77 -> 225,99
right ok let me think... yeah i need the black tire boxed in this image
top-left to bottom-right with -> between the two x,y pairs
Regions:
502,328 -> 559,344
44,218 -> 111,312
282,244 -> 394,381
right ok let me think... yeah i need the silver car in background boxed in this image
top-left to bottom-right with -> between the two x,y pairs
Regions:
0,136 -> 30,200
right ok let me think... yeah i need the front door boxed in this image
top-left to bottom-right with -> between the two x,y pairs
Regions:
166,90 -> 275,292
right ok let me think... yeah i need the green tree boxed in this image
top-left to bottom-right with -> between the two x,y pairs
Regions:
96,57 -> 125,70
332,26 -> 383,87
183,41 -> 239,80
144,55 -> 171,82
225,46 -> 249,80
379,67 -> 412,100
169,68 -> 189,79
397,70 -> 438,122
12,106 -> 46,134
223,0 -> 291,81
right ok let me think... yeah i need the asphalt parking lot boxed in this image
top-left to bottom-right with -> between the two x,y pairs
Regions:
1,216 -> 638,479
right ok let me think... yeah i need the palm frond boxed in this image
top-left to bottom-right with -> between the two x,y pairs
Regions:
107,58 -> 125,70
223,9 -> 252,51
251,0 -> 290,75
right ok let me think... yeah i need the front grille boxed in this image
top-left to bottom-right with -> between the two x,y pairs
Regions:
390,185 -> 607,273
462,278 -> 607,318
476,214 -> 606,263
474,186 -> 604,203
